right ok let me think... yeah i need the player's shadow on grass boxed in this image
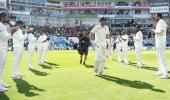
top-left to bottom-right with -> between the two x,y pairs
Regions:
142,66 -> 157,71
13,79 -> 45,97
128,62 -> 137,66
98,75 -> 165,93
129,62 -> 144,67
84,64 -> 94,68
129,62 -> 157,71
0,93 -> 9,100
129,62 -> 170,74
45,62 -> 59,66
30,69 -> 49,76
40,64 -> 59,70
83,64 -> 108,69
142,66 -> 170,74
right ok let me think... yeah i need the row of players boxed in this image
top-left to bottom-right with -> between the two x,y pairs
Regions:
0,12 -> 50,92
106,26 -> 143,67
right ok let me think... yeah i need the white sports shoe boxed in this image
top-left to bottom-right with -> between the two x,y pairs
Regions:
39,61 -> 43,65
160,75 -> 168,79
12,75 -> 22,80
124,62 -> 129,65
28,66 -> 34,70
0,86 -> 7,92
0,82 -> 10,88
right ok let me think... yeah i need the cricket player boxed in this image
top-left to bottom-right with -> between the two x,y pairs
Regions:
42,34 -> 50,63
119,31 -> 129,65
37,33 -> 47,65
12,20 -> 27,79
27,28 -> 37,70
0,12 -> 15,92
115,32 -> 122,62
150,13 -> 168,79
133,26 -> 143,68
90,17 -> 110,75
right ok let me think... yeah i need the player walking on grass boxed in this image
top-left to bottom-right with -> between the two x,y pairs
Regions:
90,17 -> 111,75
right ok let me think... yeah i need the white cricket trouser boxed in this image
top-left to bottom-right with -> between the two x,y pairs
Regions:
156,44 -> 168,76
37,45 -> 43,64
135,46 -> 142,66
28,45 -> 35,67
122,46 -> 128,64
0,47 -> 7,82
12,47 -> 24,76
43,43 -> 49,62
94,42 -> 106,74
116,43 -> 122,62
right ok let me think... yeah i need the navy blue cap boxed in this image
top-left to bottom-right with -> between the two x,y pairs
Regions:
99,17 -> 106,21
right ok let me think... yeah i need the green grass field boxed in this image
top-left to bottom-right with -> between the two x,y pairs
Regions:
0,50 -> 170,100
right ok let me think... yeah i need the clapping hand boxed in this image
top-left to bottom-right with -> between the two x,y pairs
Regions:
150,29 -> 155,34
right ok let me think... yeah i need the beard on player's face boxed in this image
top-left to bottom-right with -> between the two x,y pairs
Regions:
100,21 -> 106,26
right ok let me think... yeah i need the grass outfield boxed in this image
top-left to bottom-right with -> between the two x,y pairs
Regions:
0,50 -> 170,100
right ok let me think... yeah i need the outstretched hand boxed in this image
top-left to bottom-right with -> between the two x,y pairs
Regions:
150,29 -> 155,34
